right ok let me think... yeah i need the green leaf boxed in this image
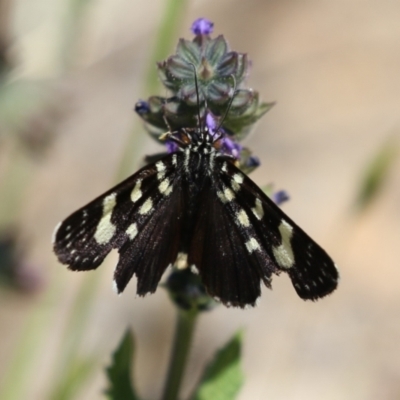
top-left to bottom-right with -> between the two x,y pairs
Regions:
105,330 -> 140,400
191,331 -> 244,400
354,137 -> 399,211
206,35 -> 228,67
217,52 -> 238,77
176,39 -> 201,65
168,55 -> 197,80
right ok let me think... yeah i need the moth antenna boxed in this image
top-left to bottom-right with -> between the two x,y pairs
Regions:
202,98 -> 211,141
162,111 -> 173,133
188,63 -> 203,133
213,75 -> 238,142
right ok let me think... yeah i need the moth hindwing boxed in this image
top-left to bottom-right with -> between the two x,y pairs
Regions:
53,127 -> 339,308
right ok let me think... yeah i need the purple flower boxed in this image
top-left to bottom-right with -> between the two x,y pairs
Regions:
205,112 -> 242,159
273,190 -> 290,206
206,112 -> 217,132
191,18 -> 214,36
221,136 -> 242,159
135,100 -> 150,115
166,140 -> 179,153
246,155 -> 260,169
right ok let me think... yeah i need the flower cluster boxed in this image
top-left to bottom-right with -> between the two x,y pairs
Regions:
135,18 -> 275,174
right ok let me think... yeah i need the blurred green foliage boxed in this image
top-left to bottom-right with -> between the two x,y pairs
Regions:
191,332 -> 244,400
354,136 -> 399,211
105,330 -> 139,400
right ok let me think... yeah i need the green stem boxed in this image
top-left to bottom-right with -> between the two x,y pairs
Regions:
162,309 -> 198,400
115,0 -> 187,180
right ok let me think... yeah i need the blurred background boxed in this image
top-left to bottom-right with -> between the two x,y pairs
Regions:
0,0 -> 399,399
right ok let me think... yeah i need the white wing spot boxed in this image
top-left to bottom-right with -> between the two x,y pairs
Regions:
139,198 -> 153,215
272,220 -> 295,269
156,161 -> 166,180
236,209 -> 250,227
251,198 -> 264,220
176,252 -> 188,269
334,263 -> 340,274
222,163 -> 228,172
217,186 -> 235,203
52,222 -> 62,243
94,193 -> 117,245
130,180 -> 142,203
231,174 -> 244,192
217,191 -> 226,203
190,265 -> 199,274
245,237 -> 260,253
126,223 -> 138,240
112,280 -> 120,295
159,178 -> 172,196
172,154 -> 177,166
224,187 -> 235,201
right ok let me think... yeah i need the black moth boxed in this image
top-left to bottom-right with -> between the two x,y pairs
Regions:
53,122 -> 339,308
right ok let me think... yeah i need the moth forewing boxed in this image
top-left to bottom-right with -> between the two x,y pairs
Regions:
217,160 -> 339,300
53,154 -> 179,273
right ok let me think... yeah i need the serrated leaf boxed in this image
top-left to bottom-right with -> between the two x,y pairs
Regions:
191,331 -> 244,400
105,330 -> 140,400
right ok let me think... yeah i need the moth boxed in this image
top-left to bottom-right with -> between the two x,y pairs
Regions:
53,119 -> 339,307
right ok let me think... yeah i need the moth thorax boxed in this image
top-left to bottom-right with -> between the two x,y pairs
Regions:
189,140 -> 213,154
